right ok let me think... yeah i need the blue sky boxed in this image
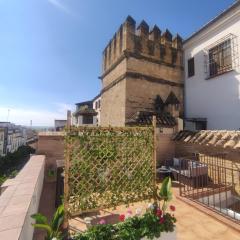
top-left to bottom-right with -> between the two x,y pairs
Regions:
0,0 -> 235,126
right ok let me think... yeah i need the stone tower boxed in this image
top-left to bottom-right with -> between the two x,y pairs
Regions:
100,16 -> 184,126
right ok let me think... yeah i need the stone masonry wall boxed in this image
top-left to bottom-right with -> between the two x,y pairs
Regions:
156,132 -> 176,166
125,76 -> 183,120
36,134 -> 64,169
100,16 -> 184,127
101,58 -> 127,88
127,56 -> 183,84
101,78 -> 127,126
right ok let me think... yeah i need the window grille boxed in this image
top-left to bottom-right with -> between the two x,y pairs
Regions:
204,34 -> 239,79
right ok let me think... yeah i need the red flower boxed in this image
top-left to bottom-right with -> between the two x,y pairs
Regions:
156,209 -> 162,217
119,214 -> 125,222
170,205 -> 176,211
159,217 -> 165,224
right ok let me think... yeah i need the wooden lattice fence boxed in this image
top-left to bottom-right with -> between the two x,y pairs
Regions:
64,125 -> 156,217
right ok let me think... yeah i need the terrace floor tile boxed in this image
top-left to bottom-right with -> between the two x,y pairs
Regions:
0,227 -> 22,240
0,214 -> 25,231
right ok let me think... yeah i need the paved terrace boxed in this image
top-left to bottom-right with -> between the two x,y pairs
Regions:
69,186 -> 240,240
1,155 -> 238,239
172,188 -> 240,240
36,132 -> 240,240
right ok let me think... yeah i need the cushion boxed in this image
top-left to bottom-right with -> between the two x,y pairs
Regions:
173,158 -> 180,167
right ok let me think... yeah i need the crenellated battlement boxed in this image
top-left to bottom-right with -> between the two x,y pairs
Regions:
102,16 -> 183,73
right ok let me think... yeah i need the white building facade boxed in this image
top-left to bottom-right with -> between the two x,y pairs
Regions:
72,101 -> 98,126
0,122 -> 28,156
184,1 -> 240,130
93,94 -> 101,125
0,129 -> 4,156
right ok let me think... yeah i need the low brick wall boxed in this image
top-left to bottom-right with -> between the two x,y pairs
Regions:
0,155 -> 45,240
36,131 -> 177,168
36,130 -> 240,170
37,132 -> 64,169
156,132 -> 175,166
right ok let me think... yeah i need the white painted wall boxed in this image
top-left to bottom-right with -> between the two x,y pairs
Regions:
184,4 -> 240,130
93,96 -> 101,125
198,190 -> 232,207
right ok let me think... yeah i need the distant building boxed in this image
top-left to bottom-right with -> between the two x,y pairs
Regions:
93,94 -> 101,125
24,127 -> 37,143
54,120 -> 67,131
0,122 -> 30,156
72,100 -> 98,126
0,128 -> 4,156
184,1 -> 240,130
0,125 -> 8,156
0,122 -> 13,155
12,128 -> 23,152
6,128 -> 13,153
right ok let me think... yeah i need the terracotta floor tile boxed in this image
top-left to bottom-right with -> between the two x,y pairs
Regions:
0,227 -> 22,240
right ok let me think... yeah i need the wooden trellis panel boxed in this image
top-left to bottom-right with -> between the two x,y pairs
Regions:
64,126 -> 156,216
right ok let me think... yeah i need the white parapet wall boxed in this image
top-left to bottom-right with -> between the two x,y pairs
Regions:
198,190 -> 233,207
0,155 -> 45,240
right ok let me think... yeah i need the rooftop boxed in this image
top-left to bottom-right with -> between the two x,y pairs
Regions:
126,111 -> 176,127
73,108 -> 97,116
75,100 -> 93,107
173,130 -> 240,150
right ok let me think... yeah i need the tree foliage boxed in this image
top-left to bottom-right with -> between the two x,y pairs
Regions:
0,145 -> 35,185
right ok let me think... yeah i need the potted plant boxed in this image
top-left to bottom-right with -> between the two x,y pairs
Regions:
31,204 -> 65,240
46,164 -> 56,182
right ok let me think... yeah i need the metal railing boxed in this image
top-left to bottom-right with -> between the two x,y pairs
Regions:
177,153 -> 240,223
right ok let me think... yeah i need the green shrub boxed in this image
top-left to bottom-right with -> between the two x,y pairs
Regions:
0,145 -> 35,186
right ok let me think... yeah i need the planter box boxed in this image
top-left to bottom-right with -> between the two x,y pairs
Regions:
83,216 -> 176,240
142,229 -> 176,240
